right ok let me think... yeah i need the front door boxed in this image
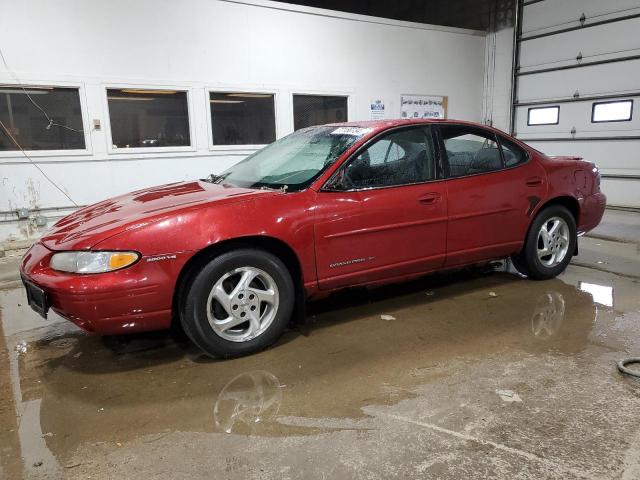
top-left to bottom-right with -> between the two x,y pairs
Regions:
314,126 -> 448,290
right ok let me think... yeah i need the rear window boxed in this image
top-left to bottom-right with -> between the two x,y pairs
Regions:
499,136 -> 528,167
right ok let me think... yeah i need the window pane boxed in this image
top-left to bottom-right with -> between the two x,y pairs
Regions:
293,95 -> 348,130
210,92 -> 275,145
344,127 -> 435,189
500,136 -> 527,167
0,86 -> 85,151
592,100 -> 633,122
527,106 -> 559,126
107,89 -> 190,148
441,126 -> 502,177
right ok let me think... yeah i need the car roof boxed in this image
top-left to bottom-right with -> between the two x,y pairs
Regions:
324,119 -> 522,144
325,118 -> 492,133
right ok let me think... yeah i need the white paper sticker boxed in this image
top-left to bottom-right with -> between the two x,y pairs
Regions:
370,99 -> 385,120
400,95 -> 445,119
331,127 -> 372,136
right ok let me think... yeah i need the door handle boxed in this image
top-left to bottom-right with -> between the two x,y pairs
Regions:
418,193 -> 442,205
525,176 -> 543,187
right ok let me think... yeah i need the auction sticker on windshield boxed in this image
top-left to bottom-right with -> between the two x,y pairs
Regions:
330,127 -> 373,136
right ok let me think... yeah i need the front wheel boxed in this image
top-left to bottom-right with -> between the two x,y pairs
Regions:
181,249 -> 295,358
512,205 -> 576,280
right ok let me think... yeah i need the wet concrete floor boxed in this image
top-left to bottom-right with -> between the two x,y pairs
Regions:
1,236 -> 639,479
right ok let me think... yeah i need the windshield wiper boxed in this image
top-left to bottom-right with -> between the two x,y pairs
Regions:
259,185 -> 289,193
202,173 -> 226,184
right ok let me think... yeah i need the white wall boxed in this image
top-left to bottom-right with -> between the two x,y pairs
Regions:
0,0 -> 487,243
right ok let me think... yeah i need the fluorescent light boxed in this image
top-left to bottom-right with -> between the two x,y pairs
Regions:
210,100 -> 245,104
107,96 -> 154,101
225,93 -> 273,98
528,106 -> 559,126
0,88 -> 50,95
579,282 -> 613,307
592,100 -> 633,122
120,89 -> 178,95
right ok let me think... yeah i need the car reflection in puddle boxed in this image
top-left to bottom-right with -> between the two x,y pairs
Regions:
530,292 -> 566,339
214,370 -> 283,434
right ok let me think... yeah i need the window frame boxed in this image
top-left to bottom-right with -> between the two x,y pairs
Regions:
527,105 -> 560,126
291,90 -> 352,132
206,87 -> 280,152
436,123 -> 531,180
590,99 -> 633,123
103,83 -> 196,155
495,133 -> 530,169
321,124 -> 444,192
0,80 -> 92,159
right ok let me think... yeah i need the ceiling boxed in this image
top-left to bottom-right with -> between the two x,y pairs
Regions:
272,0 -> 515,31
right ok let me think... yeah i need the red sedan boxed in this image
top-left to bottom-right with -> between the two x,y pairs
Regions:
20,120 -> 606,357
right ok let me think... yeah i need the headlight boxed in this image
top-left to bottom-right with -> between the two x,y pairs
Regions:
50,251 -> 140,274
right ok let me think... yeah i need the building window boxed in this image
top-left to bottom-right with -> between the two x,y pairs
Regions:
107,88 -> 190,149
527,106 -> 559,126
591,100 -> 633,123
293,94 -> 348,131
210,92 -> 276,145
0,85 -> 85,151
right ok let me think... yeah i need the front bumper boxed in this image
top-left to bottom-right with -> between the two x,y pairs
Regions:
20,242 -> 187,334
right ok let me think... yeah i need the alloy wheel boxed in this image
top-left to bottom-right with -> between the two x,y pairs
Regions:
206,267 -> 280,342
536,216 -> 570,268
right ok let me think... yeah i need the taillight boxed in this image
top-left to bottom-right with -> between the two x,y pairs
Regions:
592,165 -> 601,192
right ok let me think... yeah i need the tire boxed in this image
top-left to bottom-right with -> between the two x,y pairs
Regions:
511,205 -> 576,280
180,249 -> 295,358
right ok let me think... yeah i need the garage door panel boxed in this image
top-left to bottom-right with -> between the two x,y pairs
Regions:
520,17 -> 640,70
515,100 -> 640,136
598,177 -> 640,207
516,0 -> 640,208
523,140 -> 640,173
523,0 -> 640,36
518,59 -> 640,102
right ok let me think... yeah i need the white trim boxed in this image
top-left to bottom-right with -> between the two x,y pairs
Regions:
101,83 -> 197,155
205,86 -> 279,151
0,80 -> 93,158
217,0 -> 486,36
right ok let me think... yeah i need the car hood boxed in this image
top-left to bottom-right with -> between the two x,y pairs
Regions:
40,181 -> 273,251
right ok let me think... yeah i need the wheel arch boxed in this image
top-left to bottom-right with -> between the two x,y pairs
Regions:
532,195 -> 580,226
172,235 -> 305,326
520,195 -> 580,255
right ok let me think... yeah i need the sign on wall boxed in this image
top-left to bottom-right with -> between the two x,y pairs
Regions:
369,99 -> 386,120
400,95 -> 447,120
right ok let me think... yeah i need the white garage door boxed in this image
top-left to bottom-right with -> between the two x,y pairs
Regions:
511,0 -> 640,208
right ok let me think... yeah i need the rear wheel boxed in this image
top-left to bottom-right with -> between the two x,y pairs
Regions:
512,205 -> 576,280
181,249 -> 295,358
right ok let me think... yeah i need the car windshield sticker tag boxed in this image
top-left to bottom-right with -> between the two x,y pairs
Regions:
331,127 -> 372,136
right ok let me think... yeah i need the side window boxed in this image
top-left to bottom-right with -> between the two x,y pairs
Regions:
499,136 -> 528,167
342,127 -> 435,189
441,125 -> 503,178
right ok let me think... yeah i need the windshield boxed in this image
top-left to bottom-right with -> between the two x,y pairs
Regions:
214,126 -> 371,191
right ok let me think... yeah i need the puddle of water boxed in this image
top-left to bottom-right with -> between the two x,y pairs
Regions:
1,263 -> 639,478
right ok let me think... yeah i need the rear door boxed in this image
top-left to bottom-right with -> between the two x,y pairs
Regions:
437,123 -> 546,267
314,125 -> 447,290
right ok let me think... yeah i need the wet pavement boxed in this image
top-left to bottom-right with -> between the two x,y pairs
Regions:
1,236 -> 640,479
